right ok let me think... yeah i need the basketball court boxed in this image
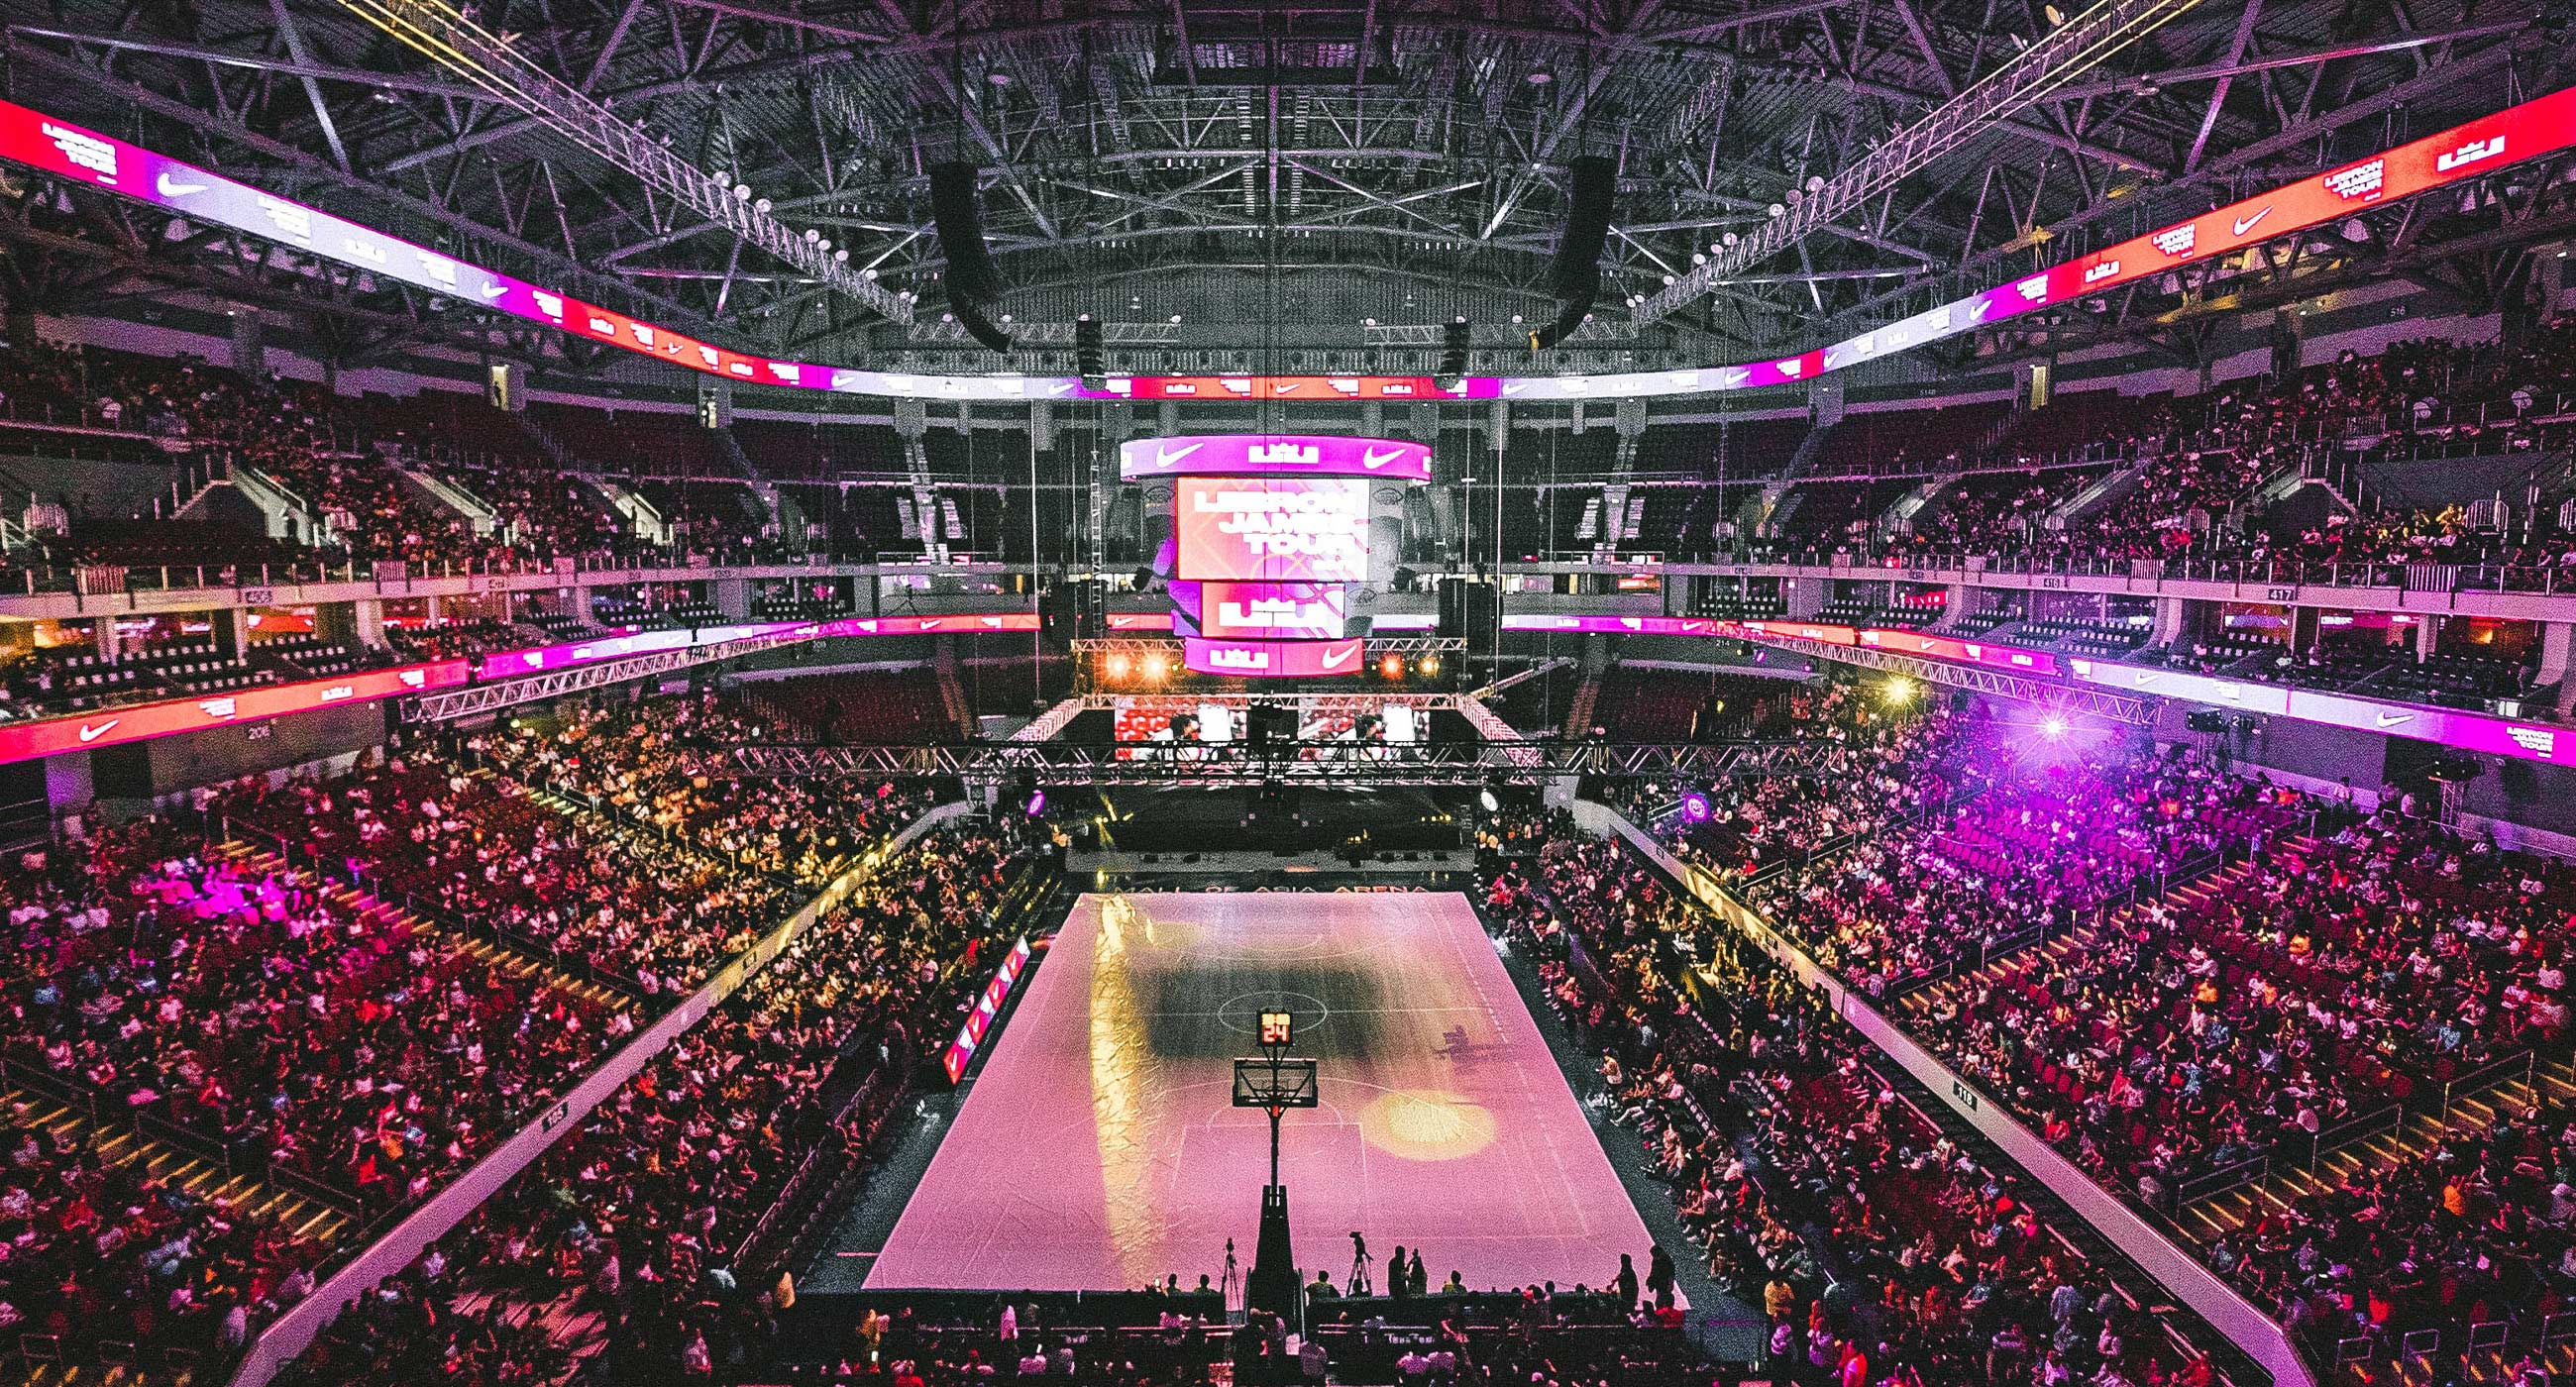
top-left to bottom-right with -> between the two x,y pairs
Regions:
865,891 -> 1657,1295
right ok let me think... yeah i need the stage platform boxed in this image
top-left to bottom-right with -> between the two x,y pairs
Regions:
863,891 -> 1658,1295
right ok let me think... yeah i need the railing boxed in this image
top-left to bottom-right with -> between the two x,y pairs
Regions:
2169,1102 -> 2408,1210
0,549 -> 1038,596
727,860 -> 1059,1277
228,800 -> 971,1387
1583,802 -> 2318,1387
1665,545 -> 2576,594
222,816 -> 654,1004
0,1053 -> 376,1235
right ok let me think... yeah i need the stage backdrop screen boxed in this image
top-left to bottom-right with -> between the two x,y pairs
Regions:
1196,582 -> 1348,640
1175,479 -> 1370,583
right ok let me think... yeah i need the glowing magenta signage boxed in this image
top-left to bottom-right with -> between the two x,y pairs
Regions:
942,935 -> 1034,1083
7,88 -> 2568,402
2072,661 -> 2566,764
1174,479 -> 1372,584
1118,435 -> 1434,482
1181,635 -> 1368,679
1502,614 -> 1721,636
0,659 -> 468,767
1176,582 -> 1350,640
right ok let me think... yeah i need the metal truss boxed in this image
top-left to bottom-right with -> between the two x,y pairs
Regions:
331,0 -> 911,323
1071,637 -> 1467,657
728,738 -> 1850,787
404,636 -> 784,723
0,0 -> 2538,366
1740,633 -> 2161,725
1634,0 -> 2200,324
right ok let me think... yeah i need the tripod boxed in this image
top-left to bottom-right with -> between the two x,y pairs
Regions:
1347,1235 -> 1374,1297
1221,1238 -> 1242,1323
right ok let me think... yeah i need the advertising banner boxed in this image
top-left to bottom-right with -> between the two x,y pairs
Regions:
1179,635 -> 1368,679
1118,435 -> 1434,482
1173,479 -> 1372,584
0,659 -> 469,766
11,85 -> 2564,403
941,936 -> 1034,1083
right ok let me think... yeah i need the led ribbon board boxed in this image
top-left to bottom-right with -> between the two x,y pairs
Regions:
0,612 -> 1039,770
1118,435 -> 1434,482
7,88 -> 2568,401
941,936 -> 1034,1083
1702,617 -> 2565,766
1173,478 -> 1374,584
1171,581 -> 1351,640
0,659 -> 470,766
1180,636 -> 1369,679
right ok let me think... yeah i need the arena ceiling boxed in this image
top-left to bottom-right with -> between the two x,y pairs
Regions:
0,0 -> 2568,377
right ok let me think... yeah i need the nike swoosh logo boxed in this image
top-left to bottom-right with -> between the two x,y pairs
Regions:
77,720 -> 119,743
2232,206 -> 2273,237
1361,447 -> 1407,470
480,283 -> 508,299
1324,642 -> 1361,671
2374,711 -> 2413,727
1502,381 -> 1530,395
155,172 -> 206,198
1153,443 -> 1203,468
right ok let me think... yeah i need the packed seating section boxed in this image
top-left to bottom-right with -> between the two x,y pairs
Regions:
1612,677 -> 2576,1382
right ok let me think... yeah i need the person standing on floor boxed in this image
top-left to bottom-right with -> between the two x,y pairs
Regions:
1647,1244 -> 1676,1312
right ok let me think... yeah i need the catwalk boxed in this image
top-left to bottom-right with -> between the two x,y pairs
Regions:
867,891 -> 1656,1294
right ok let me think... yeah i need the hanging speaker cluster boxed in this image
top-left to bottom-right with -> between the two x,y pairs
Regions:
928,161 -> 1012,355
1436,318 -> 1471,390
1076,315 -> 1106,388
1531,155 -> 1616,352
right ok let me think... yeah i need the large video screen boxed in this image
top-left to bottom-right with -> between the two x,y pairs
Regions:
1174,478 -> 1371,583
1193,582 -> 1348,640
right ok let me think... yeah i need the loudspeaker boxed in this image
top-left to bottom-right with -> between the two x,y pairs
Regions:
2184,709 -> 2229,733
1532,156 -> 1616,351
1076,316 -> 1106,389
1040,578 -> 1100,641
1436,319 -> 1471,391
1438,576 -> 1500,649
929,161 -> 1013,354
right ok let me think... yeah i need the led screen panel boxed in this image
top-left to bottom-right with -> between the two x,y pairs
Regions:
1179,636 -> 1367,679
1118,435 -> 1433,482
6,87 -> 2572,402
1174,479 -> 1371,584
1189,583 -> 1349,640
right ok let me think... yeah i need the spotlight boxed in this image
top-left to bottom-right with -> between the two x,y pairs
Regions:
1681,792 -> 1711,822
1143,653 -> 1170,682
1380,653 -> 1406,680
1478,787 -> 1501,813
1107,653 -> 1133,680
1418,654 -> 1442,678
1024,788 -> 1047,816
2042,716 -> 2069,738
1882,676 -> 1916,705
